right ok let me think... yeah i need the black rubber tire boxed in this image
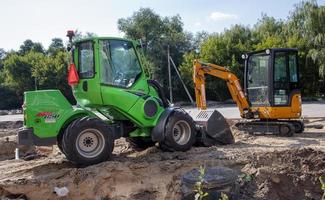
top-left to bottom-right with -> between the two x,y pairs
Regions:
278,123 -> 294,137
126,137 -> 156,150
61,117 -> 114,166
292,121 -> 304,133
57,139 -> 63,153
159,109 -> 196,152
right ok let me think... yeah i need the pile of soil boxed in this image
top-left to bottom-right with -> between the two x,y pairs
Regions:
240,148 -> 325,200
0,121 -> 23,130
0,121 -> 34,161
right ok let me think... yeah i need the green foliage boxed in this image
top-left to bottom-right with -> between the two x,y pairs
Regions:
48,38 -> 65,55
194,165 -> 209,200
320,176 -> 325,200
219,192 -> 229,200
1,39 -> 73,108
19,39 -> 45,55
0,85 -> 20,109
239,173 -> 254,183
180,1 -> 324,101
117,8 -> 192,100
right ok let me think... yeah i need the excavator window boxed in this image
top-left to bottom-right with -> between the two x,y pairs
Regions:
247,53 -> 270,106
273,51 -> 299,105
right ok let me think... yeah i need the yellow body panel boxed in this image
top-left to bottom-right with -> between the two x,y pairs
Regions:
251,94 -> 302,119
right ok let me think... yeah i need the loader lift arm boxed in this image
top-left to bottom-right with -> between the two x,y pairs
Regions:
193,60 -> 251,118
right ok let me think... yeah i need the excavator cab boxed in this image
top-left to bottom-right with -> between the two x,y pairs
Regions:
244,48 -> 301,119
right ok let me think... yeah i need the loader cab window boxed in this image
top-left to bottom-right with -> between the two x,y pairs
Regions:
247,53 -> 270,106
78,41 -> 94,78
99,40 -> 142,88
273,51 -> 299,105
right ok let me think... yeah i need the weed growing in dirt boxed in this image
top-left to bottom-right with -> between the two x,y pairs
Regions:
320,176 -> 325,200
239,173 -> 253,183
194,165 -> 208,200
219,192 -> 229,200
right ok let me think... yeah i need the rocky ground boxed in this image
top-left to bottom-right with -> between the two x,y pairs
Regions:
0,118 -> 324,200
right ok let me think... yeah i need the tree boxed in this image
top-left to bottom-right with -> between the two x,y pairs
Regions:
181,25 -> 254,101
48,38 -> 65,55
2,50 -> 72,104
288,0 -> 325,96
117,8 -> 192,100
0,48 -> 5,71
19,39 -> 45,55
2,53 -> 35,101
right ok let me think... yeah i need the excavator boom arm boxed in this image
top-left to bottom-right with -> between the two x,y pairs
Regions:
193,60 -> 250,117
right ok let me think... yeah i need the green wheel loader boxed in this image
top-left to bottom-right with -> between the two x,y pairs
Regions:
18,31 -> 233,166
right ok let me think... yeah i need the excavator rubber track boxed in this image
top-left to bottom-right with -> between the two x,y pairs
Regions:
235,120 -> 304,137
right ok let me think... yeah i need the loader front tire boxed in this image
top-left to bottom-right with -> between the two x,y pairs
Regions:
159,109 -> 196,152
61,117 -> 114,166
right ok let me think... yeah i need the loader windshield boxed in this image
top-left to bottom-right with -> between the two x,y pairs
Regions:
99,40 -> 142,88
247,53 -> 270,106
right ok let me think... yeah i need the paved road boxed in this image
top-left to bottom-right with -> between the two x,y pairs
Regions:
0,102 -> 324,122
0,114 -> 23,122
188,102 -> 325,119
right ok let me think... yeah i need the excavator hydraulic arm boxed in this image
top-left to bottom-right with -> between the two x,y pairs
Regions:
193,60 -> 251,118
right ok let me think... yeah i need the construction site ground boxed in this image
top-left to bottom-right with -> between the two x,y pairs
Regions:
0,117 -> 324,200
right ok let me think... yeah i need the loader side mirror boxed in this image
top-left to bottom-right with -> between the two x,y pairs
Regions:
67,30 -> 75,42
66,30 -> 75,52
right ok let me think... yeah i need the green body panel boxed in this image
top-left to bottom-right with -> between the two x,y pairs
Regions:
24,90 -> 95,138
23,37 -> 167,141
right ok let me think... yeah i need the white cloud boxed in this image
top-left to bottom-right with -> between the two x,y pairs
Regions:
194,22 -> 201,26
209,12 -> 238,21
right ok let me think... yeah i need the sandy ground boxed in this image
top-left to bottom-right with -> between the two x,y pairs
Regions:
0,119 -> 324,200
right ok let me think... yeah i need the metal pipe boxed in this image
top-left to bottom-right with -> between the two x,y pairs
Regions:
169,56 -> 194,103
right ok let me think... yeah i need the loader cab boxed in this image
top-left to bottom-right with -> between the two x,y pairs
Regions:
244,48 -> 301,118
68,36 -> 165,124
70,37 -> 149,108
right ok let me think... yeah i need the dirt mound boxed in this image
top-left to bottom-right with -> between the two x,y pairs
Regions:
0,121 -> 23,130
241,148 -> 325,200
0,121 -> 23,138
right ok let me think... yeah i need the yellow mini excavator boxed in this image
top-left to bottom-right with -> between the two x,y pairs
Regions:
191,48 -> 304,138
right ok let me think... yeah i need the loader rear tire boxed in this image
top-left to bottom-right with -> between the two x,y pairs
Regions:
61,117 -> 114,166
159,109 -> 196,152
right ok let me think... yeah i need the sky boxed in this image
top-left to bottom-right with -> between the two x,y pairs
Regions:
0,0 -> 324,51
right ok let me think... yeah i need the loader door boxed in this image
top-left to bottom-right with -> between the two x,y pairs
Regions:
73,40 -> 103,106
99,39 -> 149,113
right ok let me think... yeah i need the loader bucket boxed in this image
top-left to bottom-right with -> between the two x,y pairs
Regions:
187,109 -> 234,146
